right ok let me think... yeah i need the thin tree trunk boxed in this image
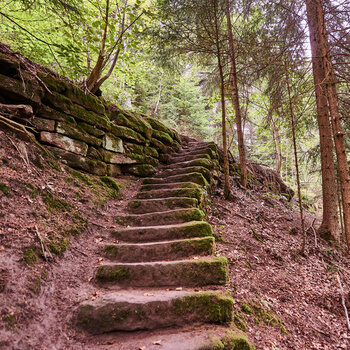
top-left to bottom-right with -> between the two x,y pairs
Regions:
271,116 -> 282,174
225,0 -> 247,188
305,0 -> 339,242
154,77 -> 163,117
285,60 -> 307,253
213,0 -> 231,199
86,0 -> 110,92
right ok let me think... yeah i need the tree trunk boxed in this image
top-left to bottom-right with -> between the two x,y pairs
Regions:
225,0 -> 248,188
271,116 -> 282,174
213,0 -> 231,199
305,0 -> 339,242
316,1 -> 350,250
86,0 -> 110,92
285,60 -> 306,252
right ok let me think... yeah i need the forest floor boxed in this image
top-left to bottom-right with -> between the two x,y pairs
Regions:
211,179 -> 350,350
0,129 -> 350,349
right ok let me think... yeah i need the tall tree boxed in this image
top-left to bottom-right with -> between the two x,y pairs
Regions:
305,0 -> 344,244
224,0 -> 248,188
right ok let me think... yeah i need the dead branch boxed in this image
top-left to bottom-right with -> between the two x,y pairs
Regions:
336,273 -> 350,332
5,134 -> 31,172
34,225 -> 53,262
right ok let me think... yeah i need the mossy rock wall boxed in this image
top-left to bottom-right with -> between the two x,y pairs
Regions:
0,50 -> 180,177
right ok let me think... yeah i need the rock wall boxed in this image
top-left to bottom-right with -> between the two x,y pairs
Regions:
0,49 -> 181,177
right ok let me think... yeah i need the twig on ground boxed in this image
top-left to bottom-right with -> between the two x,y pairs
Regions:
72,246 -> 88,257
336,273 -> 350,332
306,218 -> 318,248
34,225 -> 53,262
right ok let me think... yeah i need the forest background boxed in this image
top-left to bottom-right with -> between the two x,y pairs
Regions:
0,0 -> 349,247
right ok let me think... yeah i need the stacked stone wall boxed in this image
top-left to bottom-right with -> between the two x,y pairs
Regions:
0,52 -> 181,177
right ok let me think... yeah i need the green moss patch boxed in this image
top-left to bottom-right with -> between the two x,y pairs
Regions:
96,266 -> 130,282
48,237 -> 69,256
43,190 -> 70,213
239,300 -> 287,335
0,182 -> 10,196
172,292 -> 233,324
23,245 -> 39,265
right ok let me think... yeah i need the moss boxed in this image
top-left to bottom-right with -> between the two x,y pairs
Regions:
72,211 -> 89,230
24,182 -> 38,198
112,112 -> 152,140
241,302 -> 253,315
70,169 -> 94,186
42,190 -> 70,213
241,301 -> 287,335
56,122 -> 102,147
28,276 -> 42,295
110,124 -> 146,143
103,245 -> 119,258
175,208 -> 205,222
78,122 -> 105,138
124,164 -> 156,177
37,71 -> 68,93
0,182 -> 10,196
152,129 -> 174,146
174,188 -> 203,202
172,292 -> 233,324
127,153 -> 159,167
48,238 -> 69,256
210,336 -> 225,350
99,176 -> 121,199
3,314 -> 16,330
233,312 -> 247,331
182,221 -> 213,238
125,143 -> 159,158
23,246 -> 39,265
96,266 -> 130,282
171,237 -> 215,254
251,228 -> 263,243
128,200 -> 141,209
223,331 -> 255,350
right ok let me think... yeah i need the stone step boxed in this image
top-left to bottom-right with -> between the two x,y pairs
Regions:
173,148 -> 217,159
112,221 -> 213,243
95,256 -> 229,287
103,237 -> 215,262
81,326 -> 253,350
140,182 -> 200,192
76,290 -> 233,334
136,187 -> 204,202
143,172 -> 208,187
162,158 -> 214,171
168,153 -> 211,164
155,166 -> 212,182
128,197 -> 198,214
115,208 -> 205,226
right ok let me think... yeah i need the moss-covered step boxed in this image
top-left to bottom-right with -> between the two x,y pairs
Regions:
140,182 -> 201,192
103,236 -> 215,262
173,148 -> 217,159
76,290 -> 233,334
168,153 -> 211,164
128,197 -> 199,214
143,173 -> 208,188
155,166 -> 212,182
95,256 -> 229,287
112,221 -> 213,243
123,164 -> 157,177
115,208 -> 205,226
136,188 -> 204,202
163,158 -> 214,171
92,326 -> 255,350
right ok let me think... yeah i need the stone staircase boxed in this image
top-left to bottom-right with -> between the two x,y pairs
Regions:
76,140 -> 238,347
